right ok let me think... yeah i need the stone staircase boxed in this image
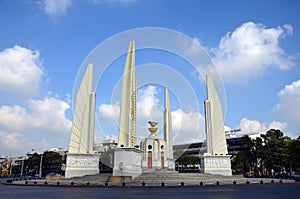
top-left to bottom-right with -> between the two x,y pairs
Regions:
61,171 -> 243,185
131,170 -> 237,184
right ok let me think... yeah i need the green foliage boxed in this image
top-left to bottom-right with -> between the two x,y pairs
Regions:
178,154 -> 200,166
24,153 -> 41,169
234,136 -> 255,171
43,152 -> 62,164
23,151 -> 63,177
232,129 -> 300,176
262,129 -> 290,172
288,136 -> 300,172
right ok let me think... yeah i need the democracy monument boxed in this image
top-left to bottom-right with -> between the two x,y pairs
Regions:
65,40 -> 231,179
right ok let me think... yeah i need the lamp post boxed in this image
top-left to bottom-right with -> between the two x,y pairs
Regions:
20,157 -> 24,176
9,158 -> 13,176
39,153 -> 43,178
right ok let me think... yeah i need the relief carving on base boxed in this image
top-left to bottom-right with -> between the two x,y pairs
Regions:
205,157 -> 230,168
67,155 -> 98,168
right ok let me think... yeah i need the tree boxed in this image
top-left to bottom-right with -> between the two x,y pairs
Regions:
288,136 -> 300,173
42,151 -> 64,176
234,136 -> 256,175
253,137 -> 265,175
23,152 -> 64,177
24,153 -> 41,176
233,130 -> 300,177
262,129 -> 289,174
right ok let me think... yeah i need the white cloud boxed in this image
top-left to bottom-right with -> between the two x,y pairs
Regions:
0,130 -> 34,156
65,93 -> 72,105
172,109 -> 205,144
98,103 -> 120,123
137,85 -> 162,119
0,45 -> 44,99
97,85 -> 205,144
237,118 -> 287,136
268,121 -> 287,130
278,79 -> 300,97
276,79 -> 300,131
0,96 -> 71,134
0,96 -> 72,155
42,0 -> 72,17
238,118 -> 267,134
97,85 -> 163,139
0,43 -> 73,155
0,105 -> 28,131
211,22 -> 294,82
283,24 -> 293,35
0,130 -> 48,156
98,85 -> 161,122
28,97 -> 72,134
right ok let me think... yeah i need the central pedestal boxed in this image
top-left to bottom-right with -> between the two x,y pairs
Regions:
65,153 -> 99,178
113,148 -> 142,179
200,154 -> 232,176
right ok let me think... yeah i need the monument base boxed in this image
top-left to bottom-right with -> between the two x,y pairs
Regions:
65,153 -> 99,178
113,148 -> 142,179
200,154 -> 232,176
166,158 -> 176,170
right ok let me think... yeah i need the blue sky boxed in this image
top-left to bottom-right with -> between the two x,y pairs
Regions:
0,0 -> 299,156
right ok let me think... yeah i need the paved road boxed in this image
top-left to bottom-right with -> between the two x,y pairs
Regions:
1,177 -> 300,199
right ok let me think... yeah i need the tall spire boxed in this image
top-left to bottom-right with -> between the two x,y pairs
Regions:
118,41 -> 137,148
204,75 -> 228,155
164,87 -> 173,159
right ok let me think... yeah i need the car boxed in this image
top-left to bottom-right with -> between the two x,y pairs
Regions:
292,174 -> 300,182
46,172 -> 61,176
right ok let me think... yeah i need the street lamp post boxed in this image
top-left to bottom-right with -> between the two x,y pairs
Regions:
9,158 -> 13,176
20,157 -> 24,176
39,154 -> 43,178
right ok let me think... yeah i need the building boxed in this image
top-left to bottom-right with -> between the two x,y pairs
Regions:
96,137 -> 118,173
0,156 -> 26,177
173,136 -> 252,173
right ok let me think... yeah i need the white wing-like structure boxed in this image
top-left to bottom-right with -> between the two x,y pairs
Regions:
204,75 -> 228,155
65,64 -> 99,178
68,63 -> 95,154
